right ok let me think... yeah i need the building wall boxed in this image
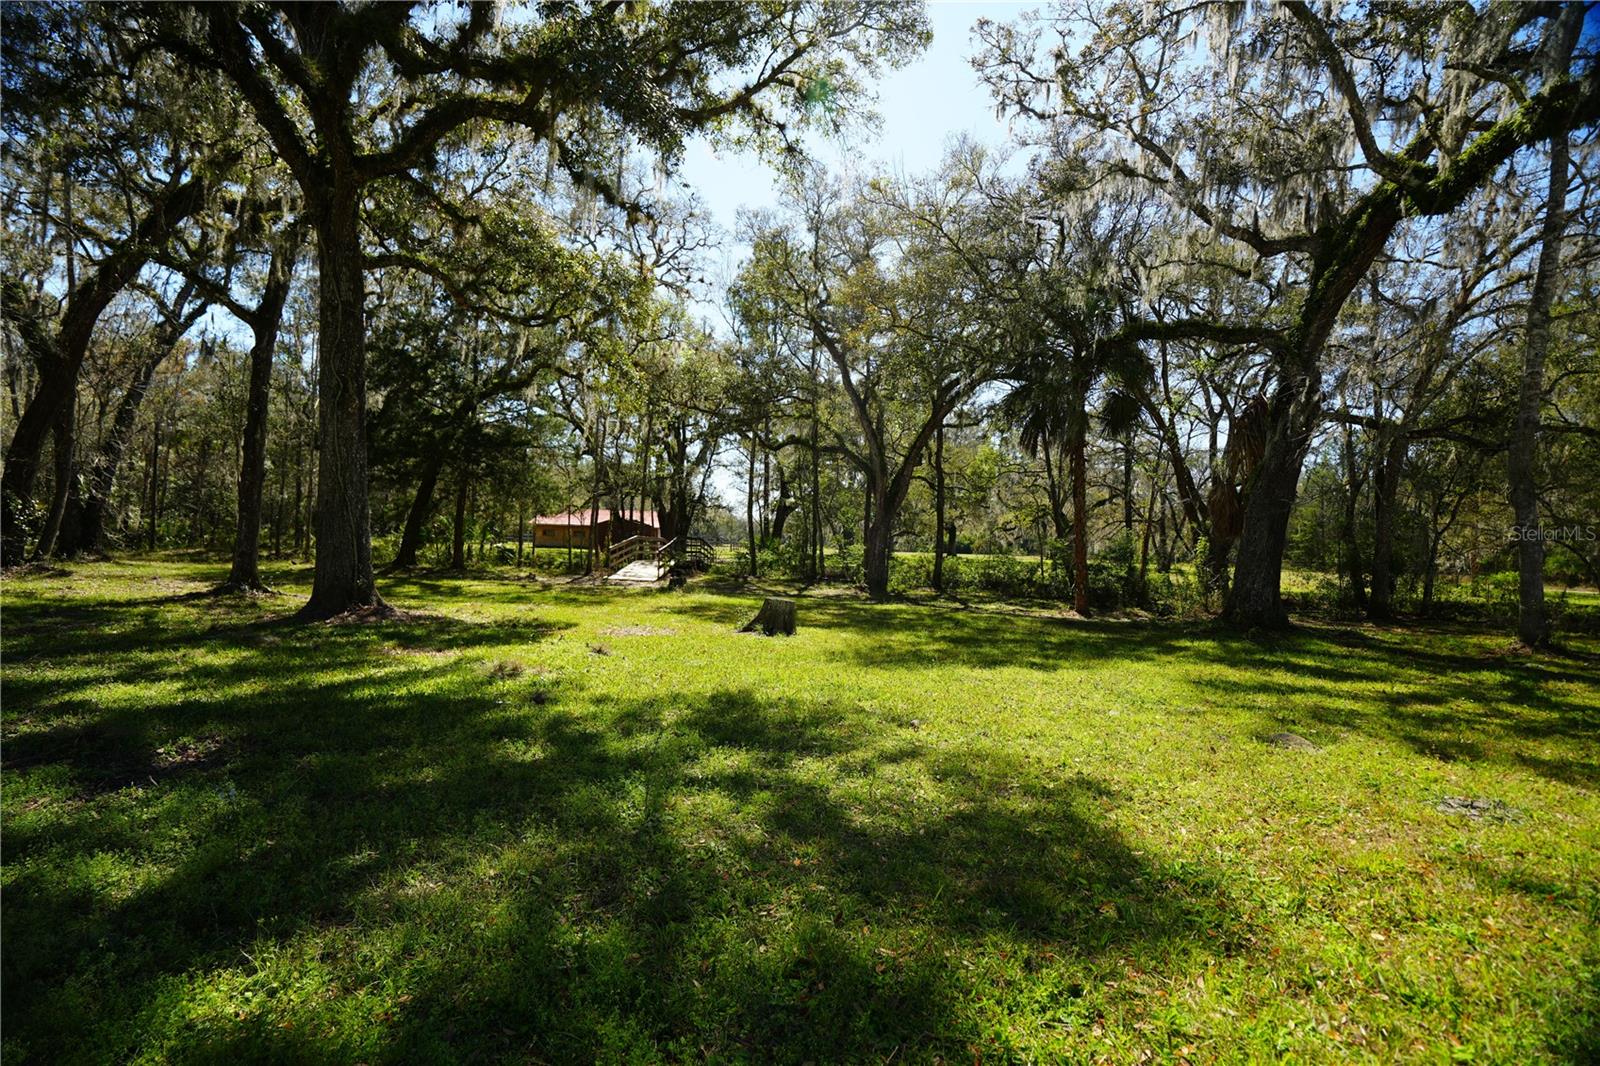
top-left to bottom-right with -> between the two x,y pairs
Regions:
532,524 -> 592,548
530,520 -> 659,549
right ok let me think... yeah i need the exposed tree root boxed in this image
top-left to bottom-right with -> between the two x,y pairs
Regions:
212,580 -> 279,597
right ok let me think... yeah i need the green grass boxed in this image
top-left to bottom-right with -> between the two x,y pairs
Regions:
4,558 -> 1598,1063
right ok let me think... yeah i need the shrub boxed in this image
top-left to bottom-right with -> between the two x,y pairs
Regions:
833,543 -> 865,584
888,553 -> 934,594
1142,569 -> 1206,617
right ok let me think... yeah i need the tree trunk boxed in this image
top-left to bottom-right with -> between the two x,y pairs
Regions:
451,465 -> 469,571
639,409 -> 654,536
300,183 -> 382,618
849,386 -> 954,600
1339,416 -> 1368,612
761,414 -> 771,542
1423,525 -> 1442,616
746,436 -> 758,577
1121,432 -> 1136,593
75,280 -> 206,557
1139,467 -> 1158,586
589,410 -> 607,574
146,415 -> 162,550
224,230 -> 299,591
1122,433 -> 1135,532
1070,423 -> 1089,614
863,485 -> 892,599
1202,533 -> 1232,595
33,403 -> 75,559
1,172 -> 211,566
770,466 -> 795,542
1507,133 -> 1569,648
190,434 -> 212,547
516,497 -> 526,566
291,439 -> 306,558
473,483 -> 487,562
389,450 -> 443,570
1042,442 -> 1069,539
862,481 -> 871,561
1224,370 -> 1321,628
809,343 -> 821,583
79,347 -> 169,554
1139,389 -> 1208,539
1368,430 -> 1406,620
272,413 -> 289,558
932,419 -> 946,593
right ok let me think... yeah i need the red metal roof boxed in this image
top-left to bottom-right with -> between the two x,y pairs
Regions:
531,509 -> 658,527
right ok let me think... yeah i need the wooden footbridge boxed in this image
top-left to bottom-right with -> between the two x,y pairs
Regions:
605,534 -> 714,584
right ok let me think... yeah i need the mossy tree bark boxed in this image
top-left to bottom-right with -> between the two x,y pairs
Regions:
810,320 -> 968,601
1070,5 -> 1597,630
300,176 -> 385,618
1507,132 -> 1570,648
224,226 -> 302,592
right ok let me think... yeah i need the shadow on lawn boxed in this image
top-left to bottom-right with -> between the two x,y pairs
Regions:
4,590 -> 1247,1062
664,591 -> 1212,672
8,575 -> 1597,1060
1181,624 -> 1600,790
181,688 -> 1245,1063
674,591 -> 1600,791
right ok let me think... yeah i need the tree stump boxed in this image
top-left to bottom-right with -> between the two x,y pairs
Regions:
741,597 -> 796,636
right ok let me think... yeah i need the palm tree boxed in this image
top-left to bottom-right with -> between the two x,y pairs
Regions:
1001,293 -> 1145,613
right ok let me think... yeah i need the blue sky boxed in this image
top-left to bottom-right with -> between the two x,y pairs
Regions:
669,2 -> 1035,327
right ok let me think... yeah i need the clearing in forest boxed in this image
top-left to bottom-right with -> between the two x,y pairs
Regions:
2,559 -> 1597,1062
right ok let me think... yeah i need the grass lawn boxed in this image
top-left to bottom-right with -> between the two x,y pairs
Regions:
3,558 -> 1598,1063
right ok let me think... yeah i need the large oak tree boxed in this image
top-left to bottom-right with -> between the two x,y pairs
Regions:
979,0 -> 1599,627
139,0 -> 927,616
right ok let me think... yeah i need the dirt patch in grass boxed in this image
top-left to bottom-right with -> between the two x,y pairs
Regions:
1436,796 -> 1525,822
152,734 -> 228,770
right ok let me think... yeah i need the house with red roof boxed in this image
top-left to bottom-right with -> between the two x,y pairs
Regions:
528,508 -> 659,549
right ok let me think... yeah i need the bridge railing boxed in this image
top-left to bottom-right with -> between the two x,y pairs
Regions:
657,535 -> 714,571
608,534 -> 662,570
681,536 -> 714,570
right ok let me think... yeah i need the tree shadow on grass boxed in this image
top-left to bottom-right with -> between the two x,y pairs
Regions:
11,576 -> 1594,1060
4,654 -> 1250,1062
265,688 -> 1249,1061
662,591 -> 1221,672
663,592 -> 1600,794
2,590 -> 577,730
1180,624 -> 1600,789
